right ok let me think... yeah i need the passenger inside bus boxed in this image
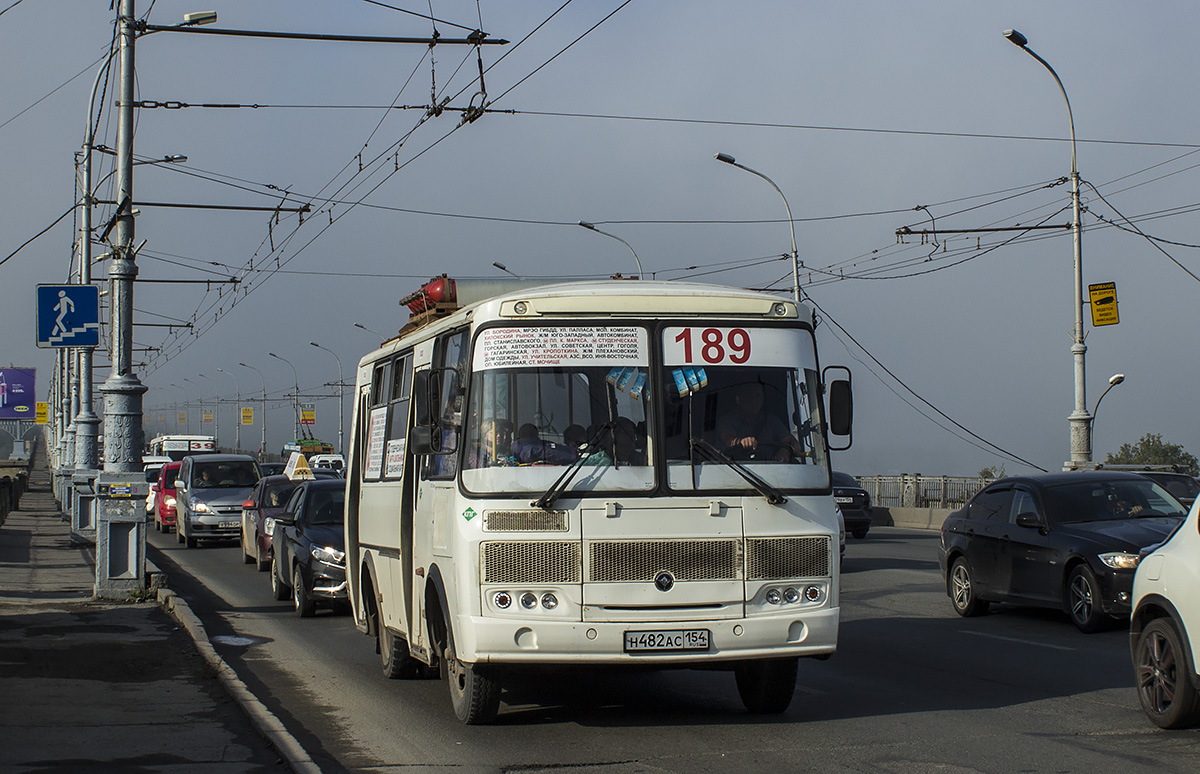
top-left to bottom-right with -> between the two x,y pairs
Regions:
510,423 -> 576,465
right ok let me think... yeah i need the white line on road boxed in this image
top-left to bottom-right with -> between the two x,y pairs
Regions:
960,630 -> 1075,651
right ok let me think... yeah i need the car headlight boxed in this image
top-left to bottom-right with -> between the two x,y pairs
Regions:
190,499 -> 211,513
164,496 -> 176,508
263,517 -> 275,535
1098,552 -> 1140,570
312,545 -> 345,565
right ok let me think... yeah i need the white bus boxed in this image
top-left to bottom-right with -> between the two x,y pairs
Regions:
344,279 -> 853,724
148,434 -> 218,462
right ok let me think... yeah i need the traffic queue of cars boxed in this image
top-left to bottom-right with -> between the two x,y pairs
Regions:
937,468 -> 1200,729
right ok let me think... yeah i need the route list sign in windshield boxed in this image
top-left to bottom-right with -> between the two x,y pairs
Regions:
473,326 -> 647,371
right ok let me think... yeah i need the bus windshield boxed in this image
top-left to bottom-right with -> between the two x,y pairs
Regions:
458,323 -> 829,496
661,325 -> 829,492
461,325 -> 652,495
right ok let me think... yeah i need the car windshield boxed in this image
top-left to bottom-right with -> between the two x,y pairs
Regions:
307,489 -> 345,525
1043,478 -> 1189,523
193,461 -> 259,489
1145,474 -> 1200,502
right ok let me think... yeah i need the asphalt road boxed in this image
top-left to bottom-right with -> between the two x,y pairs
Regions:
148,526 -> 1200,774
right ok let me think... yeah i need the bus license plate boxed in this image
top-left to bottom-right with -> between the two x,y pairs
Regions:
220,520 -> 238,529
624,629 -> 709,653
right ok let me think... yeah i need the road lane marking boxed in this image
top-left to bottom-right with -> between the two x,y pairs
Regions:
960,630 -> 1075,651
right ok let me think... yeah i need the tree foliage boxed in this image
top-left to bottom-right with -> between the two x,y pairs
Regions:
978,464 -> 1007,479
1105,433 -> 1199,476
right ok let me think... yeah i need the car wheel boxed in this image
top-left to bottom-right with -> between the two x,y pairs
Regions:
241,531 -> 254,565
444,617 -> 501,724
1066,564 -> 1110,633
852,527 -> 869,539
271,555 -> 290,601
734,657 -> 799,714
293,565 -> 315,618
949,558 -> 989,617
1136,618 -> 1200,729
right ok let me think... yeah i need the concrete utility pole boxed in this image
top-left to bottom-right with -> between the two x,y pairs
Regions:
239,362 -> 268,456
94,0 -> 148,599
269,353 -> 301,442
216,368 -> 241,452
1004,29 -> 1091,469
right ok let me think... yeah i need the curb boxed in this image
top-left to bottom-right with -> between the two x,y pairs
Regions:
158,587 -> 323,774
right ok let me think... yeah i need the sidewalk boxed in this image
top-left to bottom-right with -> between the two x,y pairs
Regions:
0,456 -> 286,772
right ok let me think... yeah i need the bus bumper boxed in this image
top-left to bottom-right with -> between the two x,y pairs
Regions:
458,607 -> 839,665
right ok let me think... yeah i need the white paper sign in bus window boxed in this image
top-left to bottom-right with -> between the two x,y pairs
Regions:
365,406 -> 388,479
384,439 -> 406,479
474,326 -> 647,371
662,327 -> 804,368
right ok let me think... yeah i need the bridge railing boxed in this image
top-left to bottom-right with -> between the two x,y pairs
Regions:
856,475 -> 994,510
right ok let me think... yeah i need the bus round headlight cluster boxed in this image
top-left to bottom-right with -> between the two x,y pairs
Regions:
492,591 -> 559,611
763,584 -> 824,605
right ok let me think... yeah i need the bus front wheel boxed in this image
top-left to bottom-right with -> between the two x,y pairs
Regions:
734,657 -> 798,714
444,640 -> 500,724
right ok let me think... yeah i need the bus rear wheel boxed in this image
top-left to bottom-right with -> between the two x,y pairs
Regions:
735,657 -> 798,714
379,625 -> 420,679
444,641 -> 500,724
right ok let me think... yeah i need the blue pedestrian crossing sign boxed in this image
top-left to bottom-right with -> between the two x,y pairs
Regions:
36,284 -> 101,348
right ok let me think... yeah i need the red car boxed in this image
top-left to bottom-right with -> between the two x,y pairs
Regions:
153,461 -> 182,532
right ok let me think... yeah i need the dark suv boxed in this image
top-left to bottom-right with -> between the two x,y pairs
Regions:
270,478 -> 348,617
832,471 -> 872,539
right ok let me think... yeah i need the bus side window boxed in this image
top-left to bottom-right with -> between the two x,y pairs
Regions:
425,329 -> 468,480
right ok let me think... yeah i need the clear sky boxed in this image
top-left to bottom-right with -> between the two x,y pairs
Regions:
3,1 -> 1198,475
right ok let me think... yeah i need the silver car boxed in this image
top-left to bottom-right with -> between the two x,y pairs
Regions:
175,454 -> 260,548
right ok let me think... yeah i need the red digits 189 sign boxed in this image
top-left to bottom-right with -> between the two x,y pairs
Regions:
671,327 -> 751,364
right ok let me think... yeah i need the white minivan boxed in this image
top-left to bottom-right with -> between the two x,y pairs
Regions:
1130,498 -> 1200,728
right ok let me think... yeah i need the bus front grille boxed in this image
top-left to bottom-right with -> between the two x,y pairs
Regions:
587,539 -> 741,582
745,536 -> 831,580
481,541 -> 581,584
483,510 -> 569,532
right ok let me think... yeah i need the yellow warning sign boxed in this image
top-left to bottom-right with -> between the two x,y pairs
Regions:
35,402 -> 48,424
1089,282 -> 1119,327
241,406 -> 254,426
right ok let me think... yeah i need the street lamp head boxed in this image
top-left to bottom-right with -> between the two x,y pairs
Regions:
714,152 -> 737,165
1003,29 -> 1028,47
182,11 -> 218,26
1109,373 -> 1125,386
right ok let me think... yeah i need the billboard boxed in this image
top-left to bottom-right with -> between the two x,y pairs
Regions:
0,368 -> 36,419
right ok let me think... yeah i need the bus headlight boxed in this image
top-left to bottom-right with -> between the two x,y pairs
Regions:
540,593 -> 558,610
520,592 -> 538,609
804,584 -> 824,603
494,591 -> 512,609
783,587 -> 800,604
765,588 -> 782,605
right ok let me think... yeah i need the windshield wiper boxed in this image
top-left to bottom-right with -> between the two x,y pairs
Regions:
690,438 -> 787,505
532,421 -> 614,511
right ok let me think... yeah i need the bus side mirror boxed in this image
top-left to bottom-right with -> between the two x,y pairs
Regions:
823,366 -> 853,451
411,426 -> 436,455
412,370 -> 438,427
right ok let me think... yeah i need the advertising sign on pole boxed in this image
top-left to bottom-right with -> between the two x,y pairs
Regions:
300,402 -> 316,426
241,406 -> 254,425
0,368 -> 36,419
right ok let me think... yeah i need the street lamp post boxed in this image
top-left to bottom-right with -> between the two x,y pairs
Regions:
181,377 -> 202,436
269,352 -> 301,441
310,341 -> 344,454
1090,373 -> 1125,453
239,362 -> 268,456
196,373 -> 219,446
215,368 -> 241,452
713,152 -> 801,305
169,383 -> 188,431
577,222 -> 644,278
1003,28 -> 1091,469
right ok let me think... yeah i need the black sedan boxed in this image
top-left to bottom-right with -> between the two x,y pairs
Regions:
270,478 -> 348,617
832,471 -> 872,539
938,472 -> 1187,633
